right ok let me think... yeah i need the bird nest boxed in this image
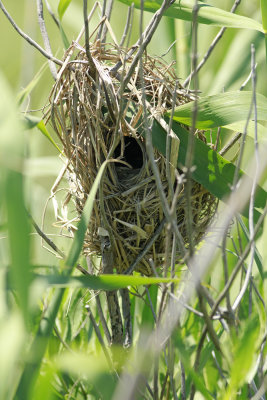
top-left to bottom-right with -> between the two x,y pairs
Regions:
47,39 -> 217,276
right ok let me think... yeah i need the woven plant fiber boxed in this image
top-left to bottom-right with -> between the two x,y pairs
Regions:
47,38 -> 217,276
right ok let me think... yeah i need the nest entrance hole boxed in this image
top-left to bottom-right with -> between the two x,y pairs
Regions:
114,137 -> 144,169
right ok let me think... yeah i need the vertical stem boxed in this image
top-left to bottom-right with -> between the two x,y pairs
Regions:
83,0 -> 95,73
260,0 -> 267,65
100,233 -> 123,346
36,0 -> 57,79
120,288 -> 132,348
184,2 -> 199,256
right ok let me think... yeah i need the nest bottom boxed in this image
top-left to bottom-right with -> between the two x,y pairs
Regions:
76,147 -> 217,276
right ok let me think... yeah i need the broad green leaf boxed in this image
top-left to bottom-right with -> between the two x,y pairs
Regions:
117,0 -> 263,32
33,273 -> 177,290
58,0 -> 73,20
168,91 -> 267,129
151,120 -> 267,219
224,121 -> 267,142
24,115 -> 63,154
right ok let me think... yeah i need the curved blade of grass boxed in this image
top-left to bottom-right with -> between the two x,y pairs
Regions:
169,91 -> 267,129
151,120 -> 267,220
16,161 -> 108,398
24,115 -> 63,154
117,0 -> 263,32
58,0 -> 73,20
65,161 -> 108,268
33,274 -> 179,290
59,23 -> 70,49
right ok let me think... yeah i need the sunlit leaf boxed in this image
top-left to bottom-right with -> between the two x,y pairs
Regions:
168,91 -> 267,129
33,273 -> 179,290
151,120 -> 267,220
117,0 -> 263,32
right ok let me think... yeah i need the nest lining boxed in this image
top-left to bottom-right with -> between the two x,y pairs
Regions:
47,40 -> 217,275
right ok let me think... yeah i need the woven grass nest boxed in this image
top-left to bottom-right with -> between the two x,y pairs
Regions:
48,39 -> 217,276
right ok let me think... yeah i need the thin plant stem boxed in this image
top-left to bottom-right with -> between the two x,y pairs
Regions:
260,0 -> 267,65
120,4 -> 134,47
85,305 -> 115,372
0,0 -> 62,66
232,44 -> 258,311
210,204 -> 267,318
183,0 -> 242,87
221,234 -> 232,313
184,2 -> 199,256
120,288 -> 132,348
83,0 -> 96,73
100,0 -> 114,43
36,0 -> 57,79
44,0 -> 60,28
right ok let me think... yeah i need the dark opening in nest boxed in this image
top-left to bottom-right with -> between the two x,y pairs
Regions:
46,39 -> 218,275
114,137 -> 144,169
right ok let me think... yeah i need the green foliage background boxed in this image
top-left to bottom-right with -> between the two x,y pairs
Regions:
1,1 -> 267,399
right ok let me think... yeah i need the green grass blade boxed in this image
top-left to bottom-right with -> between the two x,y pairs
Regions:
117,0 -> 263,32
24,116 -> 63,154
261,0 -> 267,64
168,91 -> 267,129
58,0 -> 73,20
151,120 -> 267,220
59,23 -> 70,49
65,161 -> 108,268
32,274 -> 180,290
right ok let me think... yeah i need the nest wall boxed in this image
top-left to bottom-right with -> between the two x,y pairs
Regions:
47,40 -> 217,275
